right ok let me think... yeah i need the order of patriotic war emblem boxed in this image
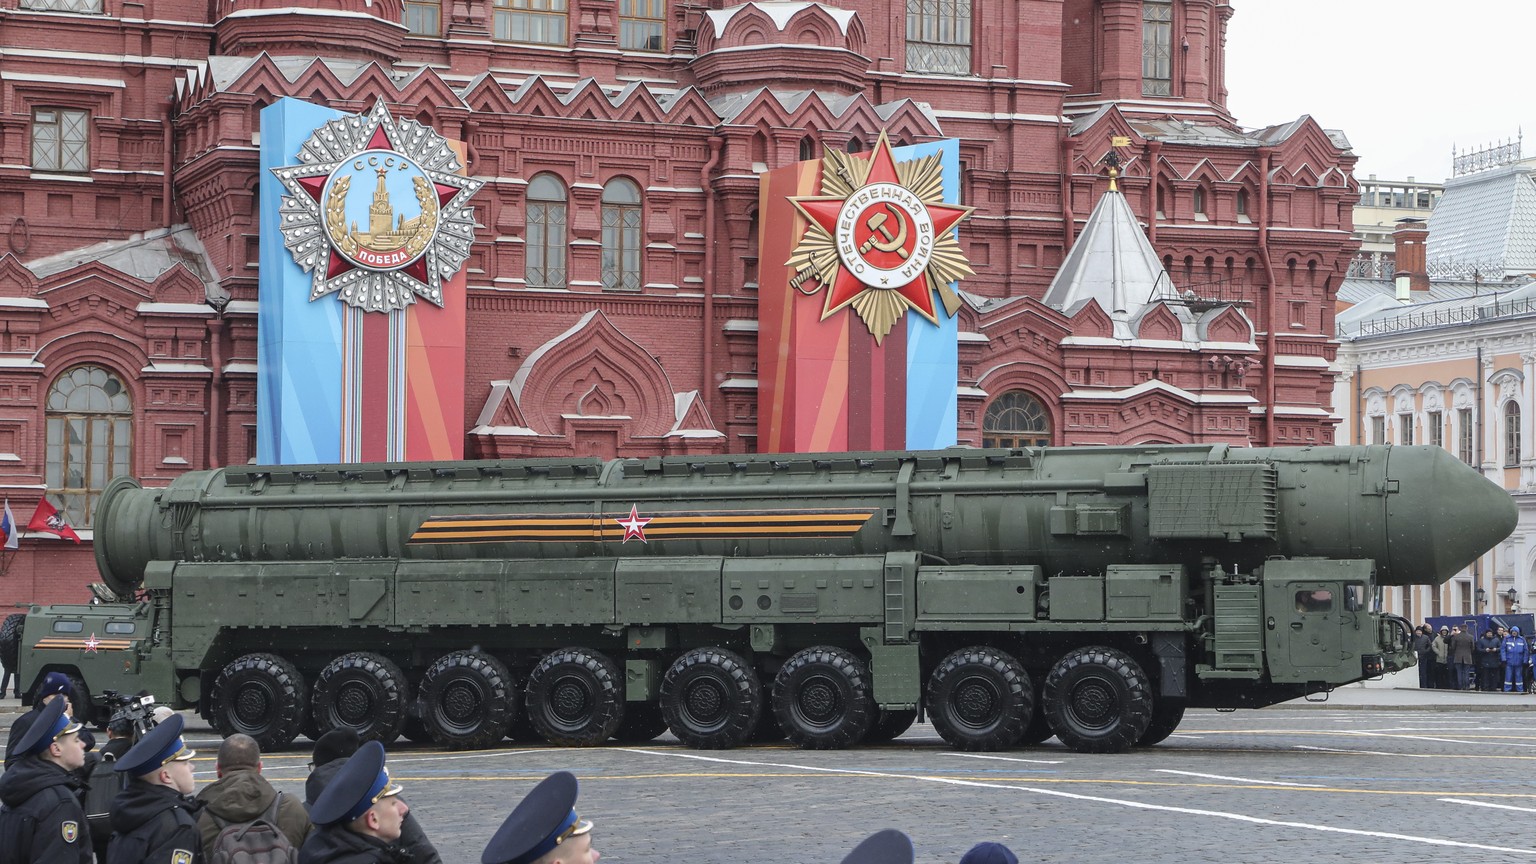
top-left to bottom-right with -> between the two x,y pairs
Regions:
787,130 -> 975,343
272,101 -> 484,313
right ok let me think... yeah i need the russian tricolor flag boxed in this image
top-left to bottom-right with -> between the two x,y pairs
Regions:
1,499 -> 17,550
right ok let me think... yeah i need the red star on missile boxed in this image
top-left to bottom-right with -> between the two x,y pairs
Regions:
615,504 -> 652,544
82,634 -> 100,654
789,133 -> 972,324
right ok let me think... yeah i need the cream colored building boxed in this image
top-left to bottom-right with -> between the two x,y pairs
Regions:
1351,175 -> 1442,269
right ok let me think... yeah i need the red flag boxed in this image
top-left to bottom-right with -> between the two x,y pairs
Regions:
27,498 -> 80,543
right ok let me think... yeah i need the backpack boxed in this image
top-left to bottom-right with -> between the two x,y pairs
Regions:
81,750 -> 126,844
208,791 -> 297,864
0,802 -> 38,864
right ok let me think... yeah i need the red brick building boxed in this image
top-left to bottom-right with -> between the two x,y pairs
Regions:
0,0 -> 1358,602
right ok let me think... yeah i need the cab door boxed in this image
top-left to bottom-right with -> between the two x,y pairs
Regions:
1264,575 -> 1348,683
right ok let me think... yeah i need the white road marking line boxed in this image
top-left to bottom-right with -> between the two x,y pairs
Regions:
942,753 -> 1065,765
1293,745 -> 1431,758
1339,730 -> 1536,748
616,748 -> 1536,855
1168,734 -> 1205,739
1153,769 -> 1312,787
1439,798 -> 1536,814
252,748 -> 551,778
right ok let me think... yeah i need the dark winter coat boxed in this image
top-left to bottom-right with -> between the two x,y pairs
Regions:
0,755 -> 93,864
106,780 -> 205,864
296,825 -> 412,864
196,766 -> 313,857
1477,635 -> 1503,668
305,758 -> 439,864
1448,630 -> 1476,664
4,707 -> 94,772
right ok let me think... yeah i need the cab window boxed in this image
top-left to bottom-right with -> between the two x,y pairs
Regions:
51,620 -> 83,633
1295,589 -> 1333,613
104,621 -> 134,634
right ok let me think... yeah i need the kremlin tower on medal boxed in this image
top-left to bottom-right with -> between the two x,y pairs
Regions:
349,165 -> 424,254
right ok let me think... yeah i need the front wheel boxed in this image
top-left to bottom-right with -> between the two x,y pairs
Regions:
1042,646 -> 1152,754
525,647 -> 625,746
660,647 -> 761,749
926,646 -> 1033,752
210,653 -> 308,751
420,650 -> 514,750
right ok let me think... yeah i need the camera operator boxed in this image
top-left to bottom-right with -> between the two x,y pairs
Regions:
83,690 -> 162,864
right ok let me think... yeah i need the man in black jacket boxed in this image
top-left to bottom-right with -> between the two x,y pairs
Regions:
0,698 -> 92,864
305,729 -> 440,864
5,673 -> 93,771
105,713 -> 203,864
299,741 -> 409,864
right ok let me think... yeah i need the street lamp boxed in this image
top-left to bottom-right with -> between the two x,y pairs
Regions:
1475,586 -> 1487,608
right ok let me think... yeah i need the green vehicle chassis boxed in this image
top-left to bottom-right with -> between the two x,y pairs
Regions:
18,444 -> 1515,753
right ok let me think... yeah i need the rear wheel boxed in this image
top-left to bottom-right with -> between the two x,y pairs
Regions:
1042,646 -> 1152,754
420,650 -> 515,750
771,646 -> 874,749
210,653 -> 307,751
660,647 -> 760,749
925,646 -> 1033,752
310,652 -> 408,744
525,647 -> 625,746
0,613 -> 25,676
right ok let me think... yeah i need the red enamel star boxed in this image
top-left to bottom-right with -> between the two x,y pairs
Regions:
615,504 -> 652,544
82,634 -> 100,654
788,131 -> 972,326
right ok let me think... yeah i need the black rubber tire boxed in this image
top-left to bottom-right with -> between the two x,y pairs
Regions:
210,653 -> 308,751
420,650 -> 515,750
660,647 -> 761,749
310,652 -> 408,745
1017,680 -> 1054,745
0,613 -> 25,674
506,687 -> 542,743
925,646 -> 1033,752
1042,646 -> 1153,754
771,646 -> 875,749
1136,700 -> 1186,747
525,647 -> 625,746
611,701 -> 670,743
863,709 -> 918,744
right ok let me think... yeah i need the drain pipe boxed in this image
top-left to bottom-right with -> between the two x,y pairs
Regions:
1257,148 -> 1278,444
700,136 -> 724,399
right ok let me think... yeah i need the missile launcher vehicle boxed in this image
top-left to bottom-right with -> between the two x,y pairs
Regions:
14,443 -> 1517,753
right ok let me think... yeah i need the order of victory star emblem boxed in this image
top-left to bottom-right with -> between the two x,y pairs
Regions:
271,101 -> 484,314
786,131 -> 975,343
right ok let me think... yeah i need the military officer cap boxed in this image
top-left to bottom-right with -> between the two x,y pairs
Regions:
113,712 -> 195,775
13,697 -> 83,759
840,830 -> 913,864
37,671 -> 72,699
309,740 -> 403,827
482,771 -> 593,864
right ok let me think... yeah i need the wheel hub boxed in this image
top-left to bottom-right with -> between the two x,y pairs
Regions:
952,675 -> 1001,728
336,681 -> 373,724
441,680 -> 483,725
234,684 -> 272,726
796,676 -> 842,725
1067,678 -> 1116,728
683,679 -> 727,726
551,677 -> 592,723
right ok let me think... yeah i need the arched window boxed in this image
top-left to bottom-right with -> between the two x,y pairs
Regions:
1235,188 -> 1250,219
1155,184 -> 1167,219
846,137 -> 864,154
1505,401 -> 1522,467
1192,186 -> 1207,219
906,0 -> 971,74
526,173 -> 567,289
982,390 -> 1051,448
46,365 -> 132,528
798,137 -> 815,162
601,178 -> 642,291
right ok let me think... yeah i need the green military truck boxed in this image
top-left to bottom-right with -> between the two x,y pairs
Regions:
11,444 -> 1517,753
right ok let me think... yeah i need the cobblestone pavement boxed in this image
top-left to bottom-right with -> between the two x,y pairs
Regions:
90,706 -> 1524,864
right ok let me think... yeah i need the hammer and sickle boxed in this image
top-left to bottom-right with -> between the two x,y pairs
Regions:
857,203 -> 909,259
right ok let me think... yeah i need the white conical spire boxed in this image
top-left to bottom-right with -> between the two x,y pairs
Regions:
1043,183 -> 1170,322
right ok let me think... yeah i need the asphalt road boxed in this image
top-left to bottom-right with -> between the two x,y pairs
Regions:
72,704 -> 1530,864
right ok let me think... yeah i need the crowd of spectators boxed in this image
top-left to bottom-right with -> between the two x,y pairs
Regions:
1412,623 -> 1534,691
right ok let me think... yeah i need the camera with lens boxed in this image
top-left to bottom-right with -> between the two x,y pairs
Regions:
100,689 -> 159,742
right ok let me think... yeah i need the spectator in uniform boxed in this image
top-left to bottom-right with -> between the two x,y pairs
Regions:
5,673 -> 93,770
0,698 -> 92,864
481,772 -> 598,864
838,831 -> 913,864
299,740 -> 409,864
959,842 -> 1017,864
305,729 -> 438,864
106,713 -> 203,864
